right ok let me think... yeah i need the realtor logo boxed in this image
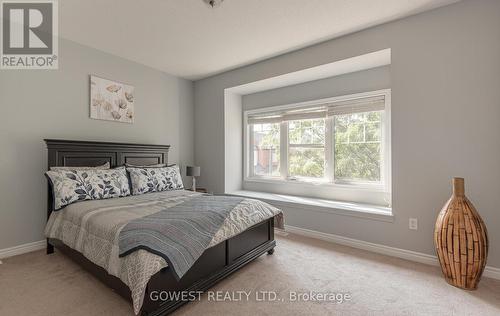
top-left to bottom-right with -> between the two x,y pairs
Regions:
1,0 -> 58,69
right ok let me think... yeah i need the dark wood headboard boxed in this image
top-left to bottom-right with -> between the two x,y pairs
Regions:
45,139 -> 170,168
44,139 -> 170,219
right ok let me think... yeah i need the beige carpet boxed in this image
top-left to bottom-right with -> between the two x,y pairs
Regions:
1,234 -> 500,316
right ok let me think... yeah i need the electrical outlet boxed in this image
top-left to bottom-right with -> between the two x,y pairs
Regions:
409,218 -> 418,230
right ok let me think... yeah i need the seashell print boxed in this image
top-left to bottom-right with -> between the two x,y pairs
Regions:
103,101 -> 113,112
115,99 -> 127,109
125,92 -> 134,102
126,109 -> 133,120
111,111 -> 121,120
106,84 -> 122,93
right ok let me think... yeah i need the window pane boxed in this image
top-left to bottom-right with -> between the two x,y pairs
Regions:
288,118 -> 325,179
334,111 -> 382,182
289,147 -> 325,178
365,122 -> 381,142
252,123 -> 280,177
289,119 -> 325,145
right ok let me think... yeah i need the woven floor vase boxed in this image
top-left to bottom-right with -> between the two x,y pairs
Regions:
434,178 -> 488,290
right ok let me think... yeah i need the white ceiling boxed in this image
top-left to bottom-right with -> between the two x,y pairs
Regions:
59,0 -> 460,80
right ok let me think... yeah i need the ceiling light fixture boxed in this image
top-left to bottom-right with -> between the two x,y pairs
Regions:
204,0 -> 224,8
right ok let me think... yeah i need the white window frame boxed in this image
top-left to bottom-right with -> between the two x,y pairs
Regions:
243,89 -> 391,206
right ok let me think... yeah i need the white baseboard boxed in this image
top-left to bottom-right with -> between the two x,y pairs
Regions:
0,240 -> 46,259
2,228 -> 500,281
485,266 -> 500,280
284,225 -> 500,281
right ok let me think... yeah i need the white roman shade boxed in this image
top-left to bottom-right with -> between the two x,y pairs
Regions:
326,95 -> 385,116
247,106 -> 326,124
247,95 -> 385,124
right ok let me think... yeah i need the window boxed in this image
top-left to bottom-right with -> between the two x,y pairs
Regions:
244,90 -> 391,204
334,111 -> 382,183
288,118 -> 325,179
251,123 -> 280,177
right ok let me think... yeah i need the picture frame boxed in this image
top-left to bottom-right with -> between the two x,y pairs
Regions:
90,75 -> 134,123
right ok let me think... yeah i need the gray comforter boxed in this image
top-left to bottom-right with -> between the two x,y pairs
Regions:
119,195 -> 244,280
45,190 -> 282,314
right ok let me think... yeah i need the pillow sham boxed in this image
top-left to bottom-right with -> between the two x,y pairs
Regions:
127,165 -> 184,195
50,162 -> 110,171
46,167 -> 130,210
124,163 -> 167,168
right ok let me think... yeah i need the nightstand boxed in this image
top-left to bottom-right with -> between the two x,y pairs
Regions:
187,188 -> 208,193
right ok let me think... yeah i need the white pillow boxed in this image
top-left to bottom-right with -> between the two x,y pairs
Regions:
124,163 -> 166,168
50,162 -> 110,171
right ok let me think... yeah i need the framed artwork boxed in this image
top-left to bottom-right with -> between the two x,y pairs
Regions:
90,75 -> 134,123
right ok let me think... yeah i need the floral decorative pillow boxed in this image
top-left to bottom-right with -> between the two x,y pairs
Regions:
127,165 -> 184,195
46,167 -> 130,210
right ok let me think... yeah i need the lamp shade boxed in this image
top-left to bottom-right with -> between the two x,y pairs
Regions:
186,166 -> 200,177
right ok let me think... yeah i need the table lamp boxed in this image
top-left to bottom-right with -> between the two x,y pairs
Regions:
186,166 -> 201,191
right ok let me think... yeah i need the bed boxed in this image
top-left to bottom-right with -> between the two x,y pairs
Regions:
44,139 -> 281,315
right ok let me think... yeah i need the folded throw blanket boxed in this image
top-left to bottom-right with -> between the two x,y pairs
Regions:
118,195 -> 244,280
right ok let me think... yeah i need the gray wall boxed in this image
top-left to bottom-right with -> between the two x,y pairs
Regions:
194,0 -> 500,267
0,39 -> 194,250
242,66 -> 390,110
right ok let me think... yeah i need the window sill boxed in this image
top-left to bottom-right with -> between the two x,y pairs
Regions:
244,177 -> 386,192
227,190 -> 394,223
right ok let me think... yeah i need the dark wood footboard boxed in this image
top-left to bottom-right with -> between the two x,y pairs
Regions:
48,218 -> 276,315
